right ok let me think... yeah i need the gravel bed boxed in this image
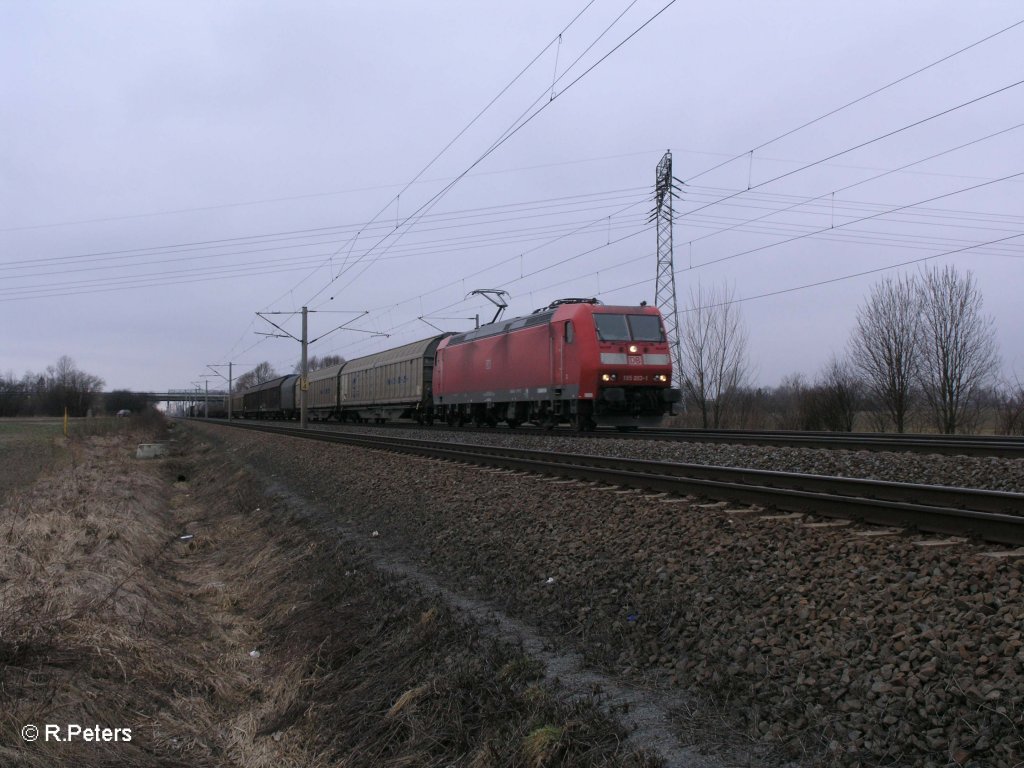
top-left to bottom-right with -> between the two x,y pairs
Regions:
194,422 -> 1024,768
315,423 -> 1024,494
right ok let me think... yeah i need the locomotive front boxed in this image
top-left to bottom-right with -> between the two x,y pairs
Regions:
432,298 -> 680,430
575,304 -> 681,428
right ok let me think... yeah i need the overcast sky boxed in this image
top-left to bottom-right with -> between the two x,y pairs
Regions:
3,1 -> 1022,392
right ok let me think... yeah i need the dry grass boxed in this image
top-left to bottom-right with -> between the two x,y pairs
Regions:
0,418 -> 658,767
0,418 -> 67,499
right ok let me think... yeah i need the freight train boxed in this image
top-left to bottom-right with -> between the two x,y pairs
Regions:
230,299 -> 680,430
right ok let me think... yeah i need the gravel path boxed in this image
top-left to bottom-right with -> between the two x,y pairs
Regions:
306,423 -> 1024,494
194,422 -> 1024,767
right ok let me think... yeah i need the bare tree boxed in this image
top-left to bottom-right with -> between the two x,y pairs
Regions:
770,373 -> 812,430
679,282 -> 750,428
45,355 -> 105,417
234,361 -> 278,392
849,274 -> 921,433
995,377 -> 1024,435
0,370 -> 23,417
815,354 -> 861,431
916,265 -> 998,434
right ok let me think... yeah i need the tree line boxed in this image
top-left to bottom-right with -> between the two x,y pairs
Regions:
0,356 -> 106,417
678,265 -> 1021,434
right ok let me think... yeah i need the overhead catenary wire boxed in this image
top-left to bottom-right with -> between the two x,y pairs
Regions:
271,0 -> 607,312
594,232 -> 1024,314
2,186 -> 650,271
322,163 -> 1024,360
321,195 -> 655,331
681,120 -> 1024,248
0,148 -> 664,235
686,170 -> 1024,273
28,4 -> 1003,380
217,166 -> 1024,355
8,173 -> 1023,291
307,153 -> 1024,360
1,194 -> 654,282
682,15 -> 1024,185
294,26 -> 1023,352
674,77 -> 1024,223
303,0 -> 682,311
0,217 -> 657,299
11,154 -> 1023,304
306,0 -> 654,306
217,0 -> 615,365
684,185 -> 1024,228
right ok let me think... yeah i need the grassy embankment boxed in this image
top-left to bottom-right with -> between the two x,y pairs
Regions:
0,415 -> 655,767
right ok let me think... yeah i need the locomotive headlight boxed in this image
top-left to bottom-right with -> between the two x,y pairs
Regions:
628,344 -> 639,354
601,373 -> 617,382
655,374 -> 668,382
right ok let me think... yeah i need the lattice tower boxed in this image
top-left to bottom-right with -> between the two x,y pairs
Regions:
652,150 -> 683,389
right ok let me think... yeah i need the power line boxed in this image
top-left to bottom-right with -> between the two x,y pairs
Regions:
275,0 -> 606,311
320,196 -> 653,332
687,170 -> 1024,273
0,216 -> 656,296
503,229 -> 1022,325
621,232 -> 1024,313
2,195 -> 652,280
682,120 -> 1024,248
3,186 -> 649,270
684,16 -> 1024,184
8,172 -> 1023,295
684,185 -> 1024,227
303,157 -> 1024,356
303,0 -> 681,309
10,138 -> 1016,237
214,13 -> 1024,371
328,169 -> 1024,359
676,78 -> 1024,223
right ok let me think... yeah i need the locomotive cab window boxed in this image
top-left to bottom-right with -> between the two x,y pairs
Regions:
594,313 -> 664,342
594,314 -> 630,341
564,320 -> 574,343
627,314 -> 664,341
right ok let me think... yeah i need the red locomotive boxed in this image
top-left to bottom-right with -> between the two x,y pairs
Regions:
433,298 -> 680,430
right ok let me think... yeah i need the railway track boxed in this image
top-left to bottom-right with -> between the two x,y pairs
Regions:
215,420 -> 1024,546
365,421 -> 1024,458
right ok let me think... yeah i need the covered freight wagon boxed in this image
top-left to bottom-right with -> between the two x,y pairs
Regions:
305,362 -> 345,421
241,374 -> 299,419
338,334 -> 450,423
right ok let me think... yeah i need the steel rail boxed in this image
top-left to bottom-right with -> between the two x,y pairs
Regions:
212,420 -> 1024,546
621,428 -> 1024,458
364,421 -> 1024,458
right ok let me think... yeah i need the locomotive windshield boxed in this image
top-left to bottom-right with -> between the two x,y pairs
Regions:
594,314 -> 664,342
